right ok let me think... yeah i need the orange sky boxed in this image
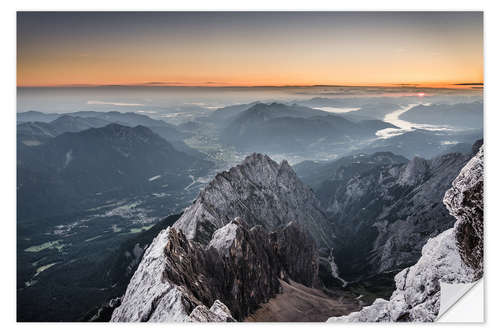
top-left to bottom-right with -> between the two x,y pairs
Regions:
17,12 -> 484,87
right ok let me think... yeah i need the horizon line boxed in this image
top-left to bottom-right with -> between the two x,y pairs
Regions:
17,82 -> 484,89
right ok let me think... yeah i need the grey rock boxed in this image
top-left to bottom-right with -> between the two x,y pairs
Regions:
187,300 -> 236,322
327,298 -> 390,322
112,217 -> 319,322
112,153 -> 332,322
328,145 -> 483,322
173,153 -> 335,250
314,150 -> 472,279
444,146 -> 484,278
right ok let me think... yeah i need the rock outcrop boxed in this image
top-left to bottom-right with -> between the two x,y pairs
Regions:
443,147 -> 484,279
111,218 -> 320,322
328,146 -> 483,322
173,153 -> 335,249
187,300 -> 236,322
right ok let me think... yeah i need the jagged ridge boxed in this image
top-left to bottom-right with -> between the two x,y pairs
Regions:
111,218 -> 319,322
173,153 -> 335,249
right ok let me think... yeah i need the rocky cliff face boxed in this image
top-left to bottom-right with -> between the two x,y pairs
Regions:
111,218 -> 320,322
443,147 -> 484,279
313,150 -> 472,280
328,146 -> 483,322
173,153 -> 335,250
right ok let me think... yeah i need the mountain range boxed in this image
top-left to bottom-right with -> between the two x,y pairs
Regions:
17,116 -> 111,146
18,110 -> 188,143
16,102 -> 484,323
219,102 -> 395,153
295,141 -> 481,280
18,123 -> 212,220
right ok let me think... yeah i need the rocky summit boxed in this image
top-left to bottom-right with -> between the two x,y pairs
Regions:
111,218 -> 320,322
328,145 -> 483,322
173,153 -> 335,250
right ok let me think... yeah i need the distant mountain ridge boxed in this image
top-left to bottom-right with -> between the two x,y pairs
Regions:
399,102 -> 483,129
353,128 -> 483,159
219,102 -> 396,153
17,123 -> 213,220
17,110 -> 61,123
17,115 -> 111,146
17,110 -> 187,143
50,115 -> 110,133
231,102 -> 330,121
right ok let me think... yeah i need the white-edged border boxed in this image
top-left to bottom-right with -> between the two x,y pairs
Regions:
2,1 -> 498,332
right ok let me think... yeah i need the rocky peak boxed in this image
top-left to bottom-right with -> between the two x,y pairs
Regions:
112,217 -> 320,322
173,153 -> 334,249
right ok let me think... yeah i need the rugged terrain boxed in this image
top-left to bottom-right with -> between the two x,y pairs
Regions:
111,219 -> 329,322
16,100 -> 484,322
328,145 -> 483,322
296,145 -> 479,281
111,153 -> 356,322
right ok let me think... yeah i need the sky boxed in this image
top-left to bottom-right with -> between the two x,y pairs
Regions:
17,12 -> 484,87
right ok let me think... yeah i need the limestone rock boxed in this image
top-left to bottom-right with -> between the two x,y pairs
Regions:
173,153 -> 335,249
112,218 -> 319,322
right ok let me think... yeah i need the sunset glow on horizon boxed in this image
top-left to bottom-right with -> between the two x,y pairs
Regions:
17,12 -> 483,88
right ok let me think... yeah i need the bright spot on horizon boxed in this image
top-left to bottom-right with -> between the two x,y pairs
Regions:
417,92 -> 426,97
